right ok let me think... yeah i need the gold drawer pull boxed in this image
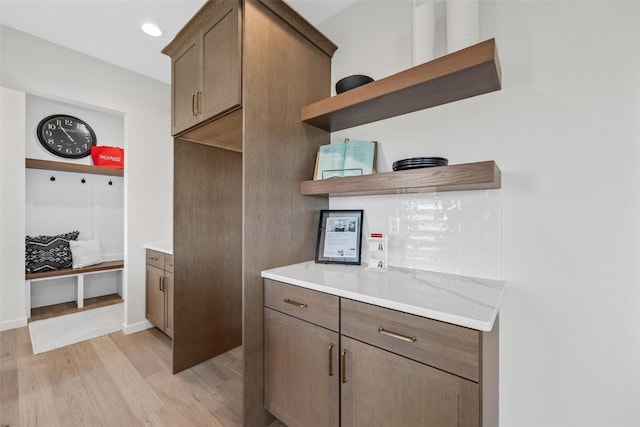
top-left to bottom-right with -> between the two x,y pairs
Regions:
378,327 -> 417,343
191,92 -> 198,116
328,343 -> 335,376
341,349 -> 348,383
284,298 -> 307,308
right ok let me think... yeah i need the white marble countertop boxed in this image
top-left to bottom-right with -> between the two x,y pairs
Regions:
142,242 -> 173,255
261,261 -> 505,331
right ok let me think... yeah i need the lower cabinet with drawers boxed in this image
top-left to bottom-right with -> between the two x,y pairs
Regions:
146,249 -> 174,338
263,278 -> 499,427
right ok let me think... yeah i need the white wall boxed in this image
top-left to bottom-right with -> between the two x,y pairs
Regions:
0,87 -> 27,330
0,25 -> 173,333
319,1 -> 640,426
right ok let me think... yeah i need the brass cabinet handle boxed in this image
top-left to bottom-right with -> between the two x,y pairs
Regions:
162,276 -> 167,292
328,343 -> 335,376
191,92 -> 197,116
195,90 -> 202,115
378,327 -> 417,343
158,276 -> 163,291
341,349 -> 348,383
284,298 -> 307,308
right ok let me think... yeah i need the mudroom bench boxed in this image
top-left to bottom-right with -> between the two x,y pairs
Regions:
25,260 -> 124,317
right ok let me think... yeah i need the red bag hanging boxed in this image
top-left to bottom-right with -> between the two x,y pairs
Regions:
91,146 -> 124,169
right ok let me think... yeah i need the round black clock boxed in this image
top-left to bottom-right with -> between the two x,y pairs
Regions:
36,114 -> 97,159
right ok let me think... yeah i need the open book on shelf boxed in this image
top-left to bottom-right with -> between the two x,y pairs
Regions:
313,140 -> 377,180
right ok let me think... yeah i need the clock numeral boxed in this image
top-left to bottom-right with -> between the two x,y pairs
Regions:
64,118 -> 73,126
84,136 -> 91,142
56,119 -> 62,126
82,144 -> 88,149
45,130 -> 52,137
56,145 -> 63,151
47,138 -> 54,144
47,123 -> 56,130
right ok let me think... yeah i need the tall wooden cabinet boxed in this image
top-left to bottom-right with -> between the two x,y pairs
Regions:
163,3 -> 336,425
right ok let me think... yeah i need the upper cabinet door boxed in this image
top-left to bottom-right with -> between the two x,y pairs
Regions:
172,36 -> 200,135
200,1 -> 241,121
168,0 -> 242,136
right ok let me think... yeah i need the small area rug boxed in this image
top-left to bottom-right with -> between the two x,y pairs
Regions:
28,303 -> 123,355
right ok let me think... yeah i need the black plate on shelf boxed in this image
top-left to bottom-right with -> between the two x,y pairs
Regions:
392,156 -> 448,171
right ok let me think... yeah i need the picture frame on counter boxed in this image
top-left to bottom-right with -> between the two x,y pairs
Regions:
315,209 -> 364,265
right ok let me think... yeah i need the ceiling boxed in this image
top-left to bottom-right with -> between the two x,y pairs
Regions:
0,0 -> 356,84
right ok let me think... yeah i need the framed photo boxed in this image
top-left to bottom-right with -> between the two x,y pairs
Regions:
315,209 -> 364,265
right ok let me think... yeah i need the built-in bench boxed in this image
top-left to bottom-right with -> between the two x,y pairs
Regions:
25,260 -> 124,317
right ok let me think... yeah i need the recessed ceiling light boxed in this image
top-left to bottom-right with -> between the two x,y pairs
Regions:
141,23 -> 162,37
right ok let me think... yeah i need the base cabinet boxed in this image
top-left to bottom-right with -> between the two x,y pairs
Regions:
263,279 -> 498,427
145,249 -> 174,338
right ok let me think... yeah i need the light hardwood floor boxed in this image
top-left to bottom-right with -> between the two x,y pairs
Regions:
0,324 -> 278,426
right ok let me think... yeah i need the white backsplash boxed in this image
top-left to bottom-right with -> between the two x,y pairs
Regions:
330,190 -> 501,280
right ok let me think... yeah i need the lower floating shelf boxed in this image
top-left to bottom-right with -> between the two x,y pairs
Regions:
301,161 -> 500,197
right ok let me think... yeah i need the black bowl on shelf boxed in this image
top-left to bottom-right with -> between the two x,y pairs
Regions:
336,74 -> 374,94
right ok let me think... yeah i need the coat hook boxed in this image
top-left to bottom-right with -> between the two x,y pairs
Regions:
50,175 -> 56,181
108,180 -> 113,186
81,177 -> 86,184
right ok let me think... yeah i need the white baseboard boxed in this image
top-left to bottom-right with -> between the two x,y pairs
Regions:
122,319 -> 154,335
1,317 -> 28,331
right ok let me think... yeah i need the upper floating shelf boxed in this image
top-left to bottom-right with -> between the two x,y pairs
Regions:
301,39 -> 501,132
301,161 -> 501,197
25,158 -> 124,177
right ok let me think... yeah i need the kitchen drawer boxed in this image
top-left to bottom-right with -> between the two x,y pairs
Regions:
341,298 -> 480,382
264,279 -> 339,332
164,254 -> 174,273
146,249 -> 165,269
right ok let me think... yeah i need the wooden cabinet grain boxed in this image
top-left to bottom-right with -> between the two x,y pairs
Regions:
165,0 -> 241,135
264,308 -> 339,427
165,1 -> 337,423
263,279 -> 339,427
341,336 -> 479,427
264,279 -> 499,427
145,249 -> 174,338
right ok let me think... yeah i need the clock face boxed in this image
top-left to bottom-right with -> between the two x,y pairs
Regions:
36,115 -> 97,159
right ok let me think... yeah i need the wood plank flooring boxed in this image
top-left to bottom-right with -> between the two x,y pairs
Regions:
0,325 -> 260,426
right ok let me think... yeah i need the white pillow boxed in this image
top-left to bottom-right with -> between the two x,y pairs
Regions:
70,240 -> 103,268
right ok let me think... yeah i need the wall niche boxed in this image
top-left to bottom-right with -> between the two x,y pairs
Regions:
25,94 -> 124,308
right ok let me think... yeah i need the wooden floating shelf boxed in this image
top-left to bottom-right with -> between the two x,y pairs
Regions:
301,161 -> 500,197
26,158 -> 124,177
301,39 -> 501,132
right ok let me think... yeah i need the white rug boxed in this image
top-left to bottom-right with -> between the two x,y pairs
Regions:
29,303 -> 123,355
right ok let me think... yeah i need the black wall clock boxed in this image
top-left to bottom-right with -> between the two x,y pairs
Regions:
36,114 -> 97,159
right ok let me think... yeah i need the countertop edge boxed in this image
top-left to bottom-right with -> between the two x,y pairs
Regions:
142,243 -> 173,255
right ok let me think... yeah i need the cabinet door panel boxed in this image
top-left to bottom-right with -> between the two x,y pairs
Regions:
264,308 -> 339,427
172,37 -> 200,135
146,265 -> 165,330
341,336 -> 479,427
201,1 -> 241,120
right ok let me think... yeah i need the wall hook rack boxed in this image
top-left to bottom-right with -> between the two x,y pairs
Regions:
108,180 -> 113,186
81,178 -> 86,184
50,175 -> 55,181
